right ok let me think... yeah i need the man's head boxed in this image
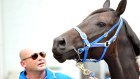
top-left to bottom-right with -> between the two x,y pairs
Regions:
20,48 -> 47,72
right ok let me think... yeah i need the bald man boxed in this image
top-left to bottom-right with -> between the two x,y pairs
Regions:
19,48 -> 74,79
19,48 -> 96,79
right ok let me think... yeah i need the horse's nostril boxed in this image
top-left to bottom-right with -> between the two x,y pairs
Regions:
59,39 -> 65,46
54,37 -> 66,50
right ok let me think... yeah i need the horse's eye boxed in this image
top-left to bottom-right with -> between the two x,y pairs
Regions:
97,22 -> 106,27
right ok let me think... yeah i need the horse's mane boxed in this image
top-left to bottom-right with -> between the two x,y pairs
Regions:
123,19 -> 140,56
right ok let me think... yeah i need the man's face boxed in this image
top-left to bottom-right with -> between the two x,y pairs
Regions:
21,50 -> 47,72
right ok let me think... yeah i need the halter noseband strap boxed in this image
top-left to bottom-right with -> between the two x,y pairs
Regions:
74,18 -> 123,62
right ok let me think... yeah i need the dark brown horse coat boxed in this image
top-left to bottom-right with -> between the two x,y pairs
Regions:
52,0 -> 140,79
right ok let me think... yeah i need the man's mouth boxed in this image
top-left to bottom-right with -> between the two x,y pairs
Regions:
38,62 -> 45,66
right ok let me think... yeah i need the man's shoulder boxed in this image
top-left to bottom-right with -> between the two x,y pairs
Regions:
46,68 -> 74,79
19,70 -> 26,79
55,72 -> 74,79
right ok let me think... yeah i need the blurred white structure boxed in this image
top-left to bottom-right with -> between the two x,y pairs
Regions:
0,0 -> 4,78
0,0 -> 140,79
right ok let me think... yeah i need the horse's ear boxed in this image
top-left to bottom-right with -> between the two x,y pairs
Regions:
116,0 -> 127,16
103,0 -> 110,8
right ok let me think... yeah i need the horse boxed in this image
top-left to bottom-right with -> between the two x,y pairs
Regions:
52,0 -> 140,79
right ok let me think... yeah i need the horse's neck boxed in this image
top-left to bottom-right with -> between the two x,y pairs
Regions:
106,49 -> 139,79
105,53 -> 125,79
106,52 -> 139,79
105,28 -> 139,79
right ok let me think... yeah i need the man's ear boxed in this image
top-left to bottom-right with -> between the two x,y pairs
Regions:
20,61 -> 26,68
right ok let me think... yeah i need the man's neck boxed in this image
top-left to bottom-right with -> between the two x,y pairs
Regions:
26,70 -> 46,79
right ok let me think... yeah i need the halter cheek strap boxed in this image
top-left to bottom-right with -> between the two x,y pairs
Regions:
74,27 -> 91,47
74,18 -> 123,62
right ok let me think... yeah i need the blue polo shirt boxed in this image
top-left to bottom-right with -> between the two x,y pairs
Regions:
19,68 -> 74,79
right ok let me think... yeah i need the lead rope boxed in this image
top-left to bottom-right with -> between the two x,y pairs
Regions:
76,62 -> 111,79
76,62 -> 95,77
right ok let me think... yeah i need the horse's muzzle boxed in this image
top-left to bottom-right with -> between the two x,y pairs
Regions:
52,37 -> 66,53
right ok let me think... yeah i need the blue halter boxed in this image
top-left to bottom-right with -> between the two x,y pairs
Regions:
74,18 -> 123,62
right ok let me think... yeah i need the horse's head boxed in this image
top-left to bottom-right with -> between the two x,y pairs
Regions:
52,0 -> 127,63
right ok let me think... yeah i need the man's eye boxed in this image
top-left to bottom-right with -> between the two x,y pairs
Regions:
97,22 -> 106,27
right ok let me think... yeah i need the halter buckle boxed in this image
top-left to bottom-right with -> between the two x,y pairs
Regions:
105,41 -> 110,47
78,48 -> 84,54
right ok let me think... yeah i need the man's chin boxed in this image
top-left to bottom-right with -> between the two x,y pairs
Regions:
38,67 -> 46,71
37,65 -> 46,71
